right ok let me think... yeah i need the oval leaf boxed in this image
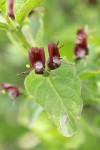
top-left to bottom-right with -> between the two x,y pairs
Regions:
25,64 -> 83,137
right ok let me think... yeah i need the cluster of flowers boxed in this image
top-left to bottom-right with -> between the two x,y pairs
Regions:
28,42 -> 61,74
0,43 -> 61,99
28,28 -> 88,74
0,28 -> 88,99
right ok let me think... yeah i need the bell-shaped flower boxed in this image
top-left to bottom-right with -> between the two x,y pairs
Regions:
29,47 -> 45,74
74,28 -> 88,60
47,43 -> 61,70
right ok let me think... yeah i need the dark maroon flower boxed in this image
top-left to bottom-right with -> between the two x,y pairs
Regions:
74,28 -> 88,60
8,0 -> 15,19
47,43 -> 61,70
29,47 -> 45,74
0,82 -> 20,99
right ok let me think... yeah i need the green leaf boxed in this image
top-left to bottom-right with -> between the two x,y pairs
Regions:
76,60 -> 100,79
15,0 -> 43,25
32,111 -> 85,150
80,70 -> 100,79
0,15 -> 9,30
0,22 -> 8,30
14,0 -> 26,14
0,0 -> 6,12
25,64 -> 83,137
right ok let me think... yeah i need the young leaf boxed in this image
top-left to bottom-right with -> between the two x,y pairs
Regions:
0,15 -> 9,30
15,0 -> 43,25
0,0 -> 6,13
25,64 -> 83,137
14,0 -> 26,14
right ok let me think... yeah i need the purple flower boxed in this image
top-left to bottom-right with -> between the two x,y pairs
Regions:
74,28 -> 88,60
0,82 -> 20,99
47,43 -> 61,70
29,47 -> 45,74
8,0 -> 15,19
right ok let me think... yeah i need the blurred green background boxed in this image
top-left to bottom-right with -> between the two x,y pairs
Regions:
0,0 -> 100,150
